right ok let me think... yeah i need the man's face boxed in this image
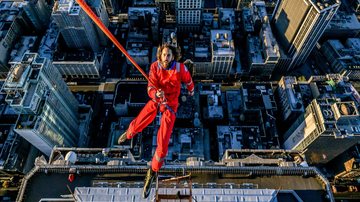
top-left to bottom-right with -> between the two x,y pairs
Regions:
160,47 -> 174,68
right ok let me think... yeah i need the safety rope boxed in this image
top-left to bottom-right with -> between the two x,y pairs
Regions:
76,0 -> 175,113
76,0 -> 152,85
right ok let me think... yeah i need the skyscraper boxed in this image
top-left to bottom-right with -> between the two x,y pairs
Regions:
22,0 -> 52,32
0,1 -> 24,78
247,1 -> 280,79
284,98 -> 360,164
1,53 -> 80,156
176,0 -> 203,32
87,0 -> 109,47
211,30 -> 235,78
52,0 -> 107,52
272,0 -> 340,72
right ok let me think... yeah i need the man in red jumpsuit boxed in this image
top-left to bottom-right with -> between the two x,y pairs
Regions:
117,44 -> 194,198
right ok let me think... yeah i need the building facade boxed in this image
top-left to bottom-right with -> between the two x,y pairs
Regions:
0,1 -> 25,78
1,53 -> 80,156
211,30 -> 235,78
176,0 -> 203,32
272,0 -> 340,72
22,0 -> 52,32
128,7 -> 159,43
52,51 -> 101,79
321,38 -> 360,80
247,1 -> 280,79
52,0 -> 107,52
284,99 -> 360,164
276,76 -> 305,123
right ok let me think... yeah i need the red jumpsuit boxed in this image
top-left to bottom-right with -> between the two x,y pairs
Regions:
126,60 -> 194,172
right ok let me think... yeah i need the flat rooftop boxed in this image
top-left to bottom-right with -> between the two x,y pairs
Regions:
19,165 -> 331,202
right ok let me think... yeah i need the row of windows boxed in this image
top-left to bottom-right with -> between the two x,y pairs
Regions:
178,10 -> 201,24
178,10 -> 201,15
178,20 -> 201,24
178,0 -> 201,9
56,64 -> 99,75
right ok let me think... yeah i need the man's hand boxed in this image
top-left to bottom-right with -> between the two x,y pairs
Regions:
156,89 -> 164,99
188,90 -> 194,96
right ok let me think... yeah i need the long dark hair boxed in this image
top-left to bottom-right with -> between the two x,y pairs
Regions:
156,44 -> 181,61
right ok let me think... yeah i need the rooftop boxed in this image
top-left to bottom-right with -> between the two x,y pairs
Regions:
242,8 -> 254,33
278,76 -> 305,113
309,0 -> 341,12
0,1 -> 22,12
225,90 -> 242,124
17,148 -> 334,202
219,8 -> 235,30
247,36 -> 263,63
38,22 -> 59,60
281,75 -> 360,110
10,37 -> 37,64
126,41 -> 151,57
54,0 -> 80,15
242,82 -> 276,111
315,99 -> 360,138
0,1 -> 21,41
128,7 -> 158,16
250,1 -> 279,62
159,128 -> 205,161
328,12 -> 360,30
211,30 -> 235,56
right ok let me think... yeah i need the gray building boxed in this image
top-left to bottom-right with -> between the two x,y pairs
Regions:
219,8 -> 235,31
1,53 -> 80,156
211,30 -> 235,78
239,82 -> 279,149
38,22 -> 60,60
126,40 -> 152,67
88,0 -> 109,47
324,11 -> 360,38
283,74 -> 360,164
22,0 -> 52,32
0,1 -> 24,78
272,0 -> 340,72
156,0 -> 176,24
52,0 -> 107,52
242,8 -> 254,33
183,35 -> 212,79
199,83 -> 224,119
176,0 -> 203,32
52,51 -> 101,79
247,1 -> 280,79
284,99 -> 360,165
276,76 -> 305,123
128,7 -> 159,42
321,38 -> 360,80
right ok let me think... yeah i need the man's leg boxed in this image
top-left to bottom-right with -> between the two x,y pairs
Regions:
118,101 -> 158,144
143,109 -> 176,199
151,109 -> 176,172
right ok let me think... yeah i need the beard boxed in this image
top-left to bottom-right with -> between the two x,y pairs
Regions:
161,60 -> 171,68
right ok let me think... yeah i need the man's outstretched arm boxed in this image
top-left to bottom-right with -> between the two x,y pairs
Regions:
181,64 -> 194,96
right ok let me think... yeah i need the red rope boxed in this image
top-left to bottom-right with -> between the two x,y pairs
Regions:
75,0 -> 152,85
